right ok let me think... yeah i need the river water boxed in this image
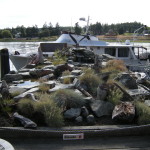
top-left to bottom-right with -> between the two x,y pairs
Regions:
0,41 -> 150,70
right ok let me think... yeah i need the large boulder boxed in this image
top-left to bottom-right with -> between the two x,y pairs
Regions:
115,73 -> 138,89
3,74 -> 23,83
53,63 -> 73,78
29,69 -> 53,78
90,100 -> 114,117
112,102 -> 135,123
64,108 -> 81,119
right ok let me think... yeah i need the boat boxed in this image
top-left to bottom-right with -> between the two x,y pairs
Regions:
9,17 -> 150,72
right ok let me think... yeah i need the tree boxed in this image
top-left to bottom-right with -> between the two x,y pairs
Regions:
1,30 -> 12,38
74,22 -> 82,35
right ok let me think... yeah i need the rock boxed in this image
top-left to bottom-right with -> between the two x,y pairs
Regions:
71,70 -> 82,76
25,64 -> 36,69
48,83 -> 74,93
43,81 -> 55,89
75,116 -> 83,124
73,78 -> 80,88
25,93 -> 38,102
9,86 -> 27,97
54,63 -> 73,78
16,81 -> 39,89
90,100 -> 114,117
0,80 -> 10,99
12,80 -> 24,84
43,65 -> 55,70
13,112 -> 37,129
3,74 -> 23,83
43,61 -> 52,65
112,102 -> 135,123
83,97 -> 95,106
13,87 -> 39,101
81,106 -> 89,118
86,114 -> 95,125
29,69 -> 53,78
97,83 -> 108,100
144,100 -> 150,107
18,72 -> 31,79
64,108 -> 81,119
115,73 -> 138,89
1,80 -> 9,89
40,74 -> 54,80
9,70 -> 17,74
1,88 -> 10,99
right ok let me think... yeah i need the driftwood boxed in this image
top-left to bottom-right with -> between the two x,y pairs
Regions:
114,82 -> 134,101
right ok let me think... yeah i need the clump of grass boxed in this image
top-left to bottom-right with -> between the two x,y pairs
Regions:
102,59 -> 127,73
17,98 -> 35,117
62,70 -> 71,76
10,91 -> 21,98
52,50 -> 67,65
63,77 -> 71,84
0,99 -> 14,115
135,101 -> 150,125
34,94 -> 64,127
50,89 -> 85,110
18,94 -> 64,127
39,83 -> 50,93
79,72 -> 102,96
107,86 -> 123,105
81,67 -> 95,74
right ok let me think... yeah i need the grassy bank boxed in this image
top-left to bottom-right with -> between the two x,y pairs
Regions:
0,36 -> 58,42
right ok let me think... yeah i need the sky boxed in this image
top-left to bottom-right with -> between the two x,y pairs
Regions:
0,0 -> 150,29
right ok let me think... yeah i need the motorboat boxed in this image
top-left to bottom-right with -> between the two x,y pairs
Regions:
9,17 -> 150,71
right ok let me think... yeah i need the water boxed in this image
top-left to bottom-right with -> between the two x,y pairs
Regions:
0,41 -> 150,70
0,42 -> 41,70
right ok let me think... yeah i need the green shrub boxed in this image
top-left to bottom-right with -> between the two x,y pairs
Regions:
79,72 -> 101,96
17,98 -> 35,117
34,95 -> 64,127
135,101 -> 150,125
50,89 -> 85,110
107,86 -> 123,105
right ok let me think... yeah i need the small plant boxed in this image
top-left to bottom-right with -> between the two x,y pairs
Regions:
17,98 -> 35,117
63,77 -> 71,84
39,83 -> 50,93
34,95 -> 64,127
52,50 -> 67,65
135,101 -> 150,125
107,86 -> 123,105
102,59 -> 127,73
62,70 -> 71,76
50,89 -> 85,110
81,67 -> 95,74
79,72 -> 102,96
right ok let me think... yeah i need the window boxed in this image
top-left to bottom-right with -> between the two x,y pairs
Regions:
118,48 -> 129,57
105,48 -> 116,56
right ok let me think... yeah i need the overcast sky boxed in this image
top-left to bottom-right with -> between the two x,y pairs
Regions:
0,0 -> 149,29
